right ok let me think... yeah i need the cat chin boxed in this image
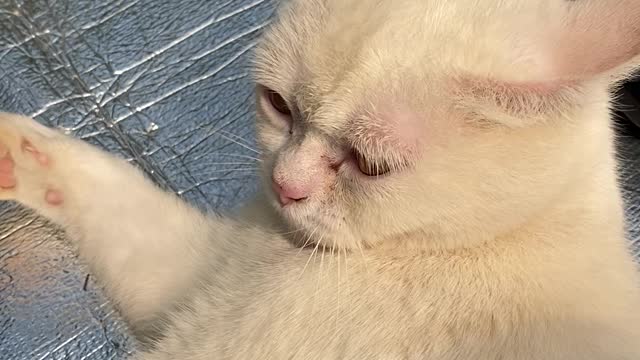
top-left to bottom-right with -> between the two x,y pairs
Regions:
272,201 -> 355,249
290,219 -> 367,251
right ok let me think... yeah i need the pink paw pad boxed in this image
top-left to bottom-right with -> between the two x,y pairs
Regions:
0,153 -> 15,189
45,189 -> 64,206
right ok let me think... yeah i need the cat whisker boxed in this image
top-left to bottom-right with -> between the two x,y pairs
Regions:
296,225 -> 319,256
319,238 -> 327,281
333,240 -> 341,333
217,129 -> 260,149
209,152 -> 263,163
199,162 -> 261,166
310,233 -> 327,317
276,227 -> 305,237
343,245 -> 350,288
176,174 -> 261,194
216,130 -> 262,155
206,168 -> 260,173
299,227 -> 322,278
355,240 -> 370,274
343,245 -> 353,317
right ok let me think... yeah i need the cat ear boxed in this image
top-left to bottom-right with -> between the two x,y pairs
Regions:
543,0 -> 640,83
457,1 -> 639,128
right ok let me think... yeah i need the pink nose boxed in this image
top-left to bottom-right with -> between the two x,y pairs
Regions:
272,178 -> 309,206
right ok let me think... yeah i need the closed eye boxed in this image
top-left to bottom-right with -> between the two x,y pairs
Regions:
354,150 -> 391,177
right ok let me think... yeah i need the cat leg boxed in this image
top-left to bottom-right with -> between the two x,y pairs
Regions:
0,112 -> 214,336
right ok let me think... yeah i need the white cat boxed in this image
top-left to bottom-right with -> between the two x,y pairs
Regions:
2,0 -> 640,358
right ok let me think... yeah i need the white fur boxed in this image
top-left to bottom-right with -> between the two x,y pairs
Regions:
2,0 -> 640,358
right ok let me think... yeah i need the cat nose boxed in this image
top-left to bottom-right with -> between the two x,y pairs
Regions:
271,178 -> 309,206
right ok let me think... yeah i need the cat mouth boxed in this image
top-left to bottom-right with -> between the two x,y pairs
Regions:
269,191 -> 341,238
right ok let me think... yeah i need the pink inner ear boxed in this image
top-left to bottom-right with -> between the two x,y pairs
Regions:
551,0 -> 640,80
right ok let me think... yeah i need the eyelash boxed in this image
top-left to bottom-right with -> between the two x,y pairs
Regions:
354,150 -> 391,177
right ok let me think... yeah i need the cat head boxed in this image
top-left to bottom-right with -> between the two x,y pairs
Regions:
253,0 -> 640,250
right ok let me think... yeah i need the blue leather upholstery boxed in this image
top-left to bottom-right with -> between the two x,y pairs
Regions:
0,1 -> 275,358
0,1 -> 638,359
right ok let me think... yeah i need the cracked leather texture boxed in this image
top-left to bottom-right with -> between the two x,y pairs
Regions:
0,0 -> 275,358
0,1 -> 638,359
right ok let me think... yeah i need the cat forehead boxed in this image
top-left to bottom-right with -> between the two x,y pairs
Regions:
254,0 -> 550,90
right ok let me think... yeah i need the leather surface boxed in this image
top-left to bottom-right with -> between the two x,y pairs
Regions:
0,0 -> 275,358
0,1 -> 638,359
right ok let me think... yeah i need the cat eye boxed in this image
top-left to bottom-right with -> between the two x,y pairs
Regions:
355,151 -> 391,177
267,90 -> 291,116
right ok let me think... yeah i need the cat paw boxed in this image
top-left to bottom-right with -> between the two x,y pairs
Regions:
0,112 -> 64,206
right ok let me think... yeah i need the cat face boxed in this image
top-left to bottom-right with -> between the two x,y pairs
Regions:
253,0 -> 640,250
